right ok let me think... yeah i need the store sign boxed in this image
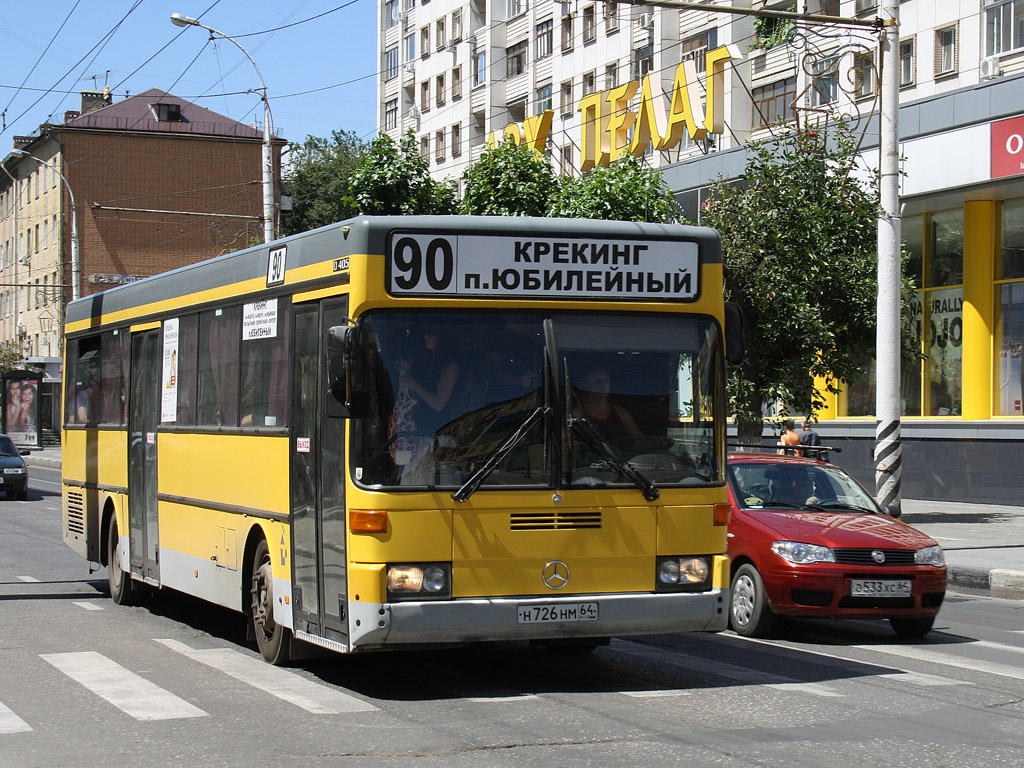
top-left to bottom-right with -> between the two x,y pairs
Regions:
991,115 -> 1024,179
488,44 -> 742,172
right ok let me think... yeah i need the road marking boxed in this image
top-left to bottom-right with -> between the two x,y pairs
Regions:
622,690 -> 694,698
72,601 -> 103,611
156,639 -> 377,714
966,639 -> 1024,655
41,651 -> 207,721
0,702 -> 32,734
615,640 -> 844,697
465,694 -> 541,703
727,635 -> 970,687
16,576 -> 40,583
852,643 -> 1024,682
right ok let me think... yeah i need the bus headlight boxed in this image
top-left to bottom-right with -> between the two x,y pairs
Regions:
386,563 -> 451,601
656,556 -> 711,592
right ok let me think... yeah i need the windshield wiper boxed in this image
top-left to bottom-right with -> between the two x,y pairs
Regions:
452,406 -> 550,502
807,500 -> 877,514
571,416 -> 660,502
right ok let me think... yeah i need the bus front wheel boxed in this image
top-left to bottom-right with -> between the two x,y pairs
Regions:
107,518 -> 139,606
250,538 -> 291,665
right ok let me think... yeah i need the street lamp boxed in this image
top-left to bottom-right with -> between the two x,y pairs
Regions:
171,12 -> 276,244
11,149 -> 80,301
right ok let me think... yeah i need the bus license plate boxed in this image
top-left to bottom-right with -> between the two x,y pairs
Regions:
517,602 -> 599,624
850,579 -> 911,597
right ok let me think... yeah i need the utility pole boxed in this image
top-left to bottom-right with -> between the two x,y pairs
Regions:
874,0 -> 902,513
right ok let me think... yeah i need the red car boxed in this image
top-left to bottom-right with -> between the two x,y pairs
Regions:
725,452 -> 947,638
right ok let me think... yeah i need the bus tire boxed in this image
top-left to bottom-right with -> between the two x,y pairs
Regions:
107,517 -> 139,606
250,538 -> 291,665
729,563 -> 776,638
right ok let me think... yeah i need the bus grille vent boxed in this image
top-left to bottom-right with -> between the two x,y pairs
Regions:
66,490 -> 86,535
510,511 -> 602,530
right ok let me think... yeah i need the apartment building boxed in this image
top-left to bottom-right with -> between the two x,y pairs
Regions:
0,88 -> 285,440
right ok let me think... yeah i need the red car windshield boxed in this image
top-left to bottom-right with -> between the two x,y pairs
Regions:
728,461 -> 879,513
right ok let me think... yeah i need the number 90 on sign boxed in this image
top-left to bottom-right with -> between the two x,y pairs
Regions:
389,235 -> 457,294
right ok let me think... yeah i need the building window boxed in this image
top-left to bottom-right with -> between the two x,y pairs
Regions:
935,24 -> 958,76
986,0 -> 1024,56
420,135 -> 430,158
536,83 -> 552,113
900,38 -> 916,86
452,65 -> 462,100
473,49 -> 487,87
452,9 -> 463,40
632,45 -> 652,80
384,47 -> 399,80
420,81 -> 431,112
560,145 -> 574,174
507,0 -> 526,20
42,219 -> 48,250
436,18 -> 446,50
582,70 -> 596,96
52,214 -> 58,245
561,15 -> 574,52
560,79 -> 574,115
809,55 -> 839,106
854,0 -> 876,13
435,129 -> 446,161
436,74 -> 446,106
536,20 -> 553,59
152,103 -> 182,122
404,33 -> 416,61
421,26 -> 430,57
604,1 -> 619,33
681,30 -> 715,74
854,53 -> 875,98
752,77 -> 795,129
605,63 -> 618,90
384,0 -> 400,28
384,99 -> 398,130
451,123 -> 462,157
582,5 -> 597,43
507,40 -> 528,78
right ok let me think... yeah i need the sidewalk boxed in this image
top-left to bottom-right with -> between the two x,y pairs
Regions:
25,446 -> 1024,600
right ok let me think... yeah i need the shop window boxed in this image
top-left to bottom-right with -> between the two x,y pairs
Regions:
1000,197 -> 1024,280
930,209 -> 964,287
997,282 -> 1024,415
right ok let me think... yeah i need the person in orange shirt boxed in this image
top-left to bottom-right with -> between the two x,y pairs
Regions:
778,419 -> 802,456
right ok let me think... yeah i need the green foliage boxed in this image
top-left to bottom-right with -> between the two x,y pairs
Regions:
0,339 -> 27,375
348,131 -> 458,216
699,126 -> 879,435
548,154 -> 679,223
460,140 -> 557,217
751,7 -> 795,51
280,130 -> 368,236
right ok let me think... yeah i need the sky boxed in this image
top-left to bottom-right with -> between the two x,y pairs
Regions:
0,0 -> 379,156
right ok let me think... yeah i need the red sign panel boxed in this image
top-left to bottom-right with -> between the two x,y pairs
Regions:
992,116 -> 1024,179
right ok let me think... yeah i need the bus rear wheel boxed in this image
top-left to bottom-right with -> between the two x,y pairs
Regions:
250,538 -> 291,665
107,517 -> 139,606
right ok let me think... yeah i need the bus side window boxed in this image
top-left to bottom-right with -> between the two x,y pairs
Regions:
100,330 -> 129,426
240,306 -> 290,428
73,338 -> 102,425
175,315 -> 199,425
198,307 -> 240,427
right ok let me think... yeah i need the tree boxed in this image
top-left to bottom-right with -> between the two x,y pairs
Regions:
280,130 -> 367,236
461,139 -> 557,217
548,154 -> 679,223
0,340 -> 27,375
348,131 -> 458,215
699,126 -> 879,442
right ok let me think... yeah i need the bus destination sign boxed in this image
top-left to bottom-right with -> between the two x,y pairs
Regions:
387,233 -> 700,302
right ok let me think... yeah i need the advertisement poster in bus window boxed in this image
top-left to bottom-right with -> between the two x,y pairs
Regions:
161,318 -> 179,423
2,373 -> 41,448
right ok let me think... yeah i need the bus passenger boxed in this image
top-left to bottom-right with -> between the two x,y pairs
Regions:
397,325 -> 460,435
576,367 -> 641,444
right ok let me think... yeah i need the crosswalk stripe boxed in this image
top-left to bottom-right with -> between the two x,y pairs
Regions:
852,643 -> 1024,682
727,635 -> 970,687
0,702 -> 32,734
41,652 -> 207,721
155,639 -> 378,714
615,640 -> 844,697
16,576 -> 40,583
72,601 -> 103,611
622,690 -> 694,698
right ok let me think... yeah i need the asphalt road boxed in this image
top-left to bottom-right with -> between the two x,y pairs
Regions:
2,466 -> 1022,767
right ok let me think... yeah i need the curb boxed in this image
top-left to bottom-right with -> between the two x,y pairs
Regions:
948,565 -> 1024,600
24,456 -> 61,470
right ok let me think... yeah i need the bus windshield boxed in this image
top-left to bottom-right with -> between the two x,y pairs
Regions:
352,310 -> 723,492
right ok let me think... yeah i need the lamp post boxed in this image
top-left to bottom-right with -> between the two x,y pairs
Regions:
11,149 -> 80,301
171,12 -> 276,244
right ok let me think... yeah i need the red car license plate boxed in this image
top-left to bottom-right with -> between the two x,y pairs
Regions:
850,579 -> 912,597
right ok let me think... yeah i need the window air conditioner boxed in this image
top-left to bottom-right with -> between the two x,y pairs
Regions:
404,62 -> 416,73
408,107 -> 420,118
636,13 -> 654,28
446,39 -> 456,50
980,56 -> 1002,80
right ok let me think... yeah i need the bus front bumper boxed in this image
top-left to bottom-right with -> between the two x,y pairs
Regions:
349,588 -> 729,649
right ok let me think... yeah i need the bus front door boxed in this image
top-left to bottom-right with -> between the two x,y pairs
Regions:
290,299 -> 349,646
128,328 -> 160,583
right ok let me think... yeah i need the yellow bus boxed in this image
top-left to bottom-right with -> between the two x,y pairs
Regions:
61,215 -> 737,664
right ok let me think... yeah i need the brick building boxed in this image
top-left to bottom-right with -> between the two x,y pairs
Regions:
0,88 -> 285,440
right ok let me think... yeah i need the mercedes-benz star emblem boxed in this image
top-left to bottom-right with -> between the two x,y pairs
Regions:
542,560 -> 570,590
872,550 -> 886,564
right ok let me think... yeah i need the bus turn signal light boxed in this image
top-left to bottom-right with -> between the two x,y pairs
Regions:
350,509 -> 388,533
714,503 -> 731,526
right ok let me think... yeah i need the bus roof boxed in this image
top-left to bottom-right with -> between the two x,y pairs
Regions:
64,215 -> 720,332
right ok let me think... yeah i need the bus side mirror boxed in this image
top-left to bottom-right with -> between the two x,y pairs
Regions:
326,325 -> 370,419
724,302 -> 745,366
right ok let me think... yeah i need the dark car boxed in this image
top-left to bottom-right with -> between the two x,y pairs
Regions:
726,451 -> 946,638
0,435 -> 28,500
